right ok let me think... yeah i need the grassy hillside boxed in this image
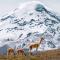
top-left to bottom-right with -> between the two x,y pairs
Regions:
0,49 -> 60,60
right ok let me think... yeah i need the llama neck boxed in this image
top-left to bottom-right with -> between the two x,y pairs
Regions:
39,39 -> 42,45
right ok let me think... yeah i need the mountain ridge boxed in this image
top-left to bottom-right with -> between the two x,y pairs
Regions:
0,1 -> 60,54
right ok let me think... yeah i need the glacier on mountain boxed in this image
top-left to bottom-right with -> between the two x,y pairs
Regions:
0,1 -> 60,54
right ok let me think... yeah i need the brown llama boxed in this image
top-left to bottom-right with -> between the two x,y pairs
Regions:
29,37 -> 44,54
7,48 -> 14,56
17,48 -> 25,56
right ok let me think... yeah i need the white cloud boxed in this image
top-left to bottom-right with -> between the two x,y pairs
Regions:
0,0 -> 60,17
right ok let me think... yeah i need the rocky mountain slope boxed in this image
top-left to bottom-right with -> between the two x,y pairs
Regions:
0,1 -> 60,54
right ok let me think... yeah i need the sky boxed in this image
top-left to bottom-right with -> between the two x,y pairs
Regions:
0,0 -> 60,17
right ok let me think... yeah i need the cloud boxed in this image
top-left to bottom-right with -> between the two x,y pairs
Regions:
0,0 -> 60,17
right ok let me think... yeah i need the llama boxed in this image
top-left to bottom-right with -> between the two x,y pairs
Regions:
7,48 -> 14,56
29,37 -> 44,54
17,48 -> 25,56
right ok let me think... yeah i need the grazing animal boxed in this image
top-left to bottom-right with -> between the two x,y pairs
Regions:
7,48 -> 14,56
17,48 -> 25,55
29,37 -> 44,54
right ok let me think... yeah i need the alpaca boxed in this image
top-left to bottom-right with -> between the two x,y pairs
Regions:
29,37 -> 44,54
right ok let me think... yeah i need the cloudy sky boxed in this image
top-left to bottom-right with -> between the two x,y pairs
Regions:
0,0 -> 60,17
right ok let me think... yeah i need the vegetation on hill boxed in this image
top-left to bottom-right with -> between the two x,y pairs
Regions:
0,49 -> 60,60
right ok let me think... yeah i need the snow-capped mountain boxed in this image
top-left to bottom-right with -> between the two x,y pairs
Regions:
0,1 -> 60,54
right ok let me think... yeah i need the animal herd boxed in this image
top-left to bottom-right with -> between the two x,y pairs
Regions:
7,37 -> 44,56
7,48 -> 25,56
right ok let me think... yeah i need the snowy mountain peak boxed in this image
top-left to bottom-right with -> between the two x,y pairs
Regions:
0,1 -> 60,54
